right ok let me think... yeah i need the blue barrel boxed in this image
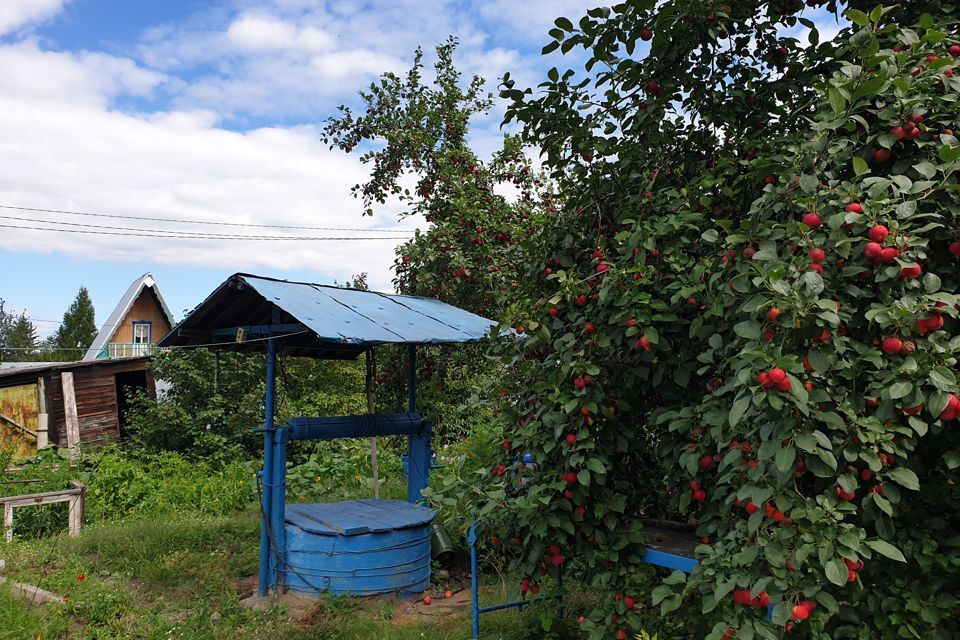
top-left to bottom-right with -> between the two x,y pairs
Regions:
284,499 -> 435,597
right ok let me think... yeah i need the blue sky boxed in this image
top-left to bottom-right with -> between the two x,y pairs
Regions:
0,1 -> 839,340
0,0 -> 604,336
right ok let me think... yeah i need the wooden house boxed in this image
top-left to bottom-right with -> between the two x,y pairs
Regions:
83,273 -> 174,361
0,273 -> 172,457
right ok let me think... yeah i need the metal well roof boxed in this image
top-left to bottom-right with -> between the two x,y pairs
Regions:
157,273 -> 498,358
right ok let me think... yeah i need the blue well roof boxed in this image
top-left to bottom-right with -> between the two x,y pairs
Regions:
157,273 -> 498,358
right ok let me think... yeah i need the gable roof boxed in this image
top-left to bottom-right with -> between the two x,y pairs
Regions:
82,273 -> 175,361
157,273 -> 498,359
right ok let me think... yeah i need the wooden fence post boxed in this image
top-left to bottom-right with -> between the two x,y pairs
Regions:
36,377 -> 48,449
61,372 -> 80,461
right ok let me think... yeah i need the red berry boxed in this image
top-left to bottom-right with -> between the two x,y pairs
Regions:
692,489 -> 706,501
699,455 -> 714,468
868,225 -> 889,243
640,27 -> 653,41
792,604 -> 810,620
950,45 -> 960,56
758,371 -> 772,388
687,296 -> 697,307
563,472 -> 577,484
950,242 -> 960,255
873,148 -> 891,163
626,317 -> 635,327
745,500 -> 760,515
625,596 -> 635,609
909,114 -> 925,124
891,126 -> 906,139
769,368 -> 787,384
846,202 -> 863,214
423,596 -> 432,605
802,213 -> 821,228
549,308 -> 558,316
808,248 -> 826,263
768,307 -> 781,321
565,433 -> 577,445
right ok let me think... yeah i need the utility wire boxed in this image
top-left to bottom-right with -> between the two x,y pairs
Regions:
0,214 -> 411,240
0,223 -> 411,241
0,204 -> 415,234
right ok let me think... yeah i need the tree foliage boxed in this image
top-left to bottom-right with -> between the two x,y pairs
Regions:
463,2 -> 960,638
0,300 -> 38,361
51,286 -> 97,357
323,39 -> 549,435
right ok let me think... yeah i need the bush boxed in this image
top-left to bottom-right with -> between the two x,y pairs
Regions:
468,3 -> 960,639
85,447 -> 254,522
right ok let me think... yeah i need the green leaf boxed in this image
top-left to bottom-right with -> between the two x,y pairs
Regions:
577,469 -> 590,486
775,445 -> 796,473
734,321 -> 761,341
913,161 -> 936,179
585,457 -> 607,474
701,229 -> 719,243
852,156 -> 869,176
828,89 -> 846,114
554,16 -> 574,31
929,366 -> 956,391
889,381 -> 912,399
799,174 -> 819,193
729,395 -> 751,427
846,8 -> 870,26
887,467 -> 920,491
794,432 -> 817,453
923,272 -> 942,294
866,539 -> 907,562
940,143 -> 960,163
825,557 -> 847,586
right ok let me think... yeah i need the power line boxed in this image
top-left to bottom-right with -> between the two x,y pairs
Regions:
0,214 -> 412,240
0,204 -> 415,234
0,223 -> 413,241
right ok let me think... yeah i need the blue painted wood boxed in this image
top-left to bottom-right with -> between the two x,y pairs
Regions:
642,548 -> 699,573
286,412 -> 426,441
284,499 -> 436,597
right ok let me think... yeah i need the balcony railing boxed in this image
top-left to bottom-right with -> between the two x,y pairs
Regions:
96,343 -> 156,359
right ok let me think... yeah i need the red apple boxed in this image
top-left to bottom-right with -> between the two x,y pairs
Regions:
846,202 -> 863,214
950,241 -> 960,255
423,596 -> 432,605
880,247 -> 900,264
868,225 -> 889,243
881,336 -> 903,353
640,27 -> 653,41
900,262 -> 922,278
808,248 -> 826,263
802,213 -> 821,228
873,148 -> 891,162
864,242 -> 883,259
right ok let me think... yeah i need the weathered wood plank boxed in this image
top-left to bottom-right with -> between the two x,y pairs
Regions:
60,372 -> 80,461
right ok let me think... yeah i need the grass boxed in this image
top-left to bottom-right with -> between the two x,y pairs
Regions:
0,508 -> 543,640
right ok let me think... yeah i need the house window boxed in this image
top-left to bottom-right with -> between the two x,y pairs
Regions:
132,321 -> 152,344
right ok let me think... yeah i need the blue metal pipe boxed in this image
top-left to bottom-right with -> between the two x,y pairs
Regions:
257,337 -> 277,597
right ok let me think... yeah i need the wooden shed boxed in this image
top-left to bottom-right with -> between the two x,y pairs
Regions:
0,357 -> 154,456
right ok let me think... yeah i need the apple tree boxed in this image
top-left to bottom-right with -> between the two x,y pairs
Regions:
323,39 -> 550,432
474,2 -> 960,638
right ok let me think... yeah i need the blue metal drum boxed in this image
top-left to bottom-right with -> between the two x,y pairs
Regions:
284,499 -> 436,597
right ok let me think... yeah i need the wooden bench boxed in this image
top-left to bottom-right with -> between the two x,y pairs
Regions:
1,481 -> 86,542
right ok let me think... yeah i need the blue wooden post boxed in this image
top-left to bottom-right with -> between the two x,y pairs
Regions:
257,337 -> 277,597
469,524 -> 481,640
271,426 -> 287,590
407,345 -> 416,412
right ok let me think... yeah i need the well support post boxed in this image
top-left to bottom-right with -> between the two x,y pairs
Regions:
258,337 -> 277,597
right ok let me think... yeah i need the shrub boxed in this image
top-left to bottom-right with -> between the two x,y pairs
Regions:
469,3 -> 960,639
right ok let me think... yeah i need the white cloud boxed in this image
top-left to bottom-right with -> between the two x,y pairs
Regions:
226,14 -> 335,52
0,44 -> 417,291
0,0 -> 68,36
